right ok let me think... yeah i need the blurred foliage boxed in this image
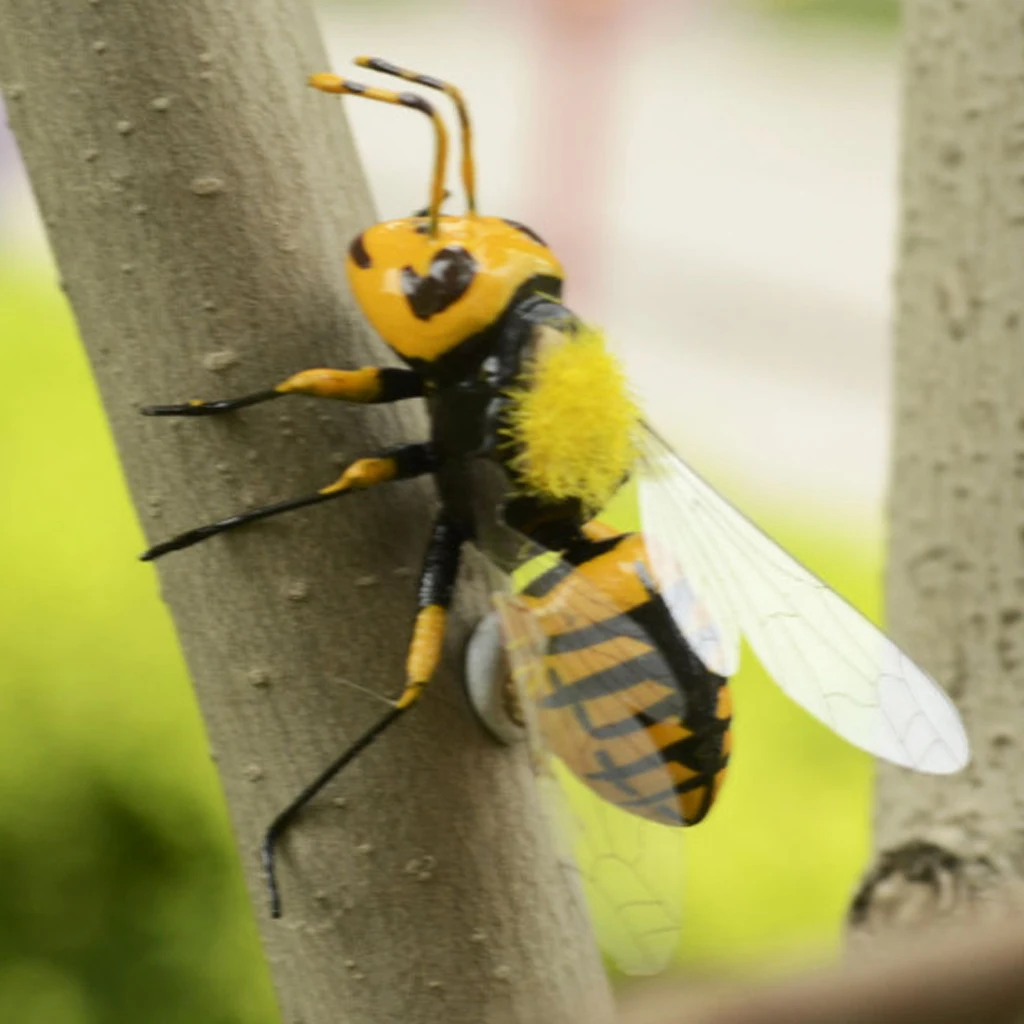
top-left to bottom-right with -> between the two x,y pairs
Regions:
751,0 -> 899,31
0,266 -> 278,1024
0,262 -> 876,1017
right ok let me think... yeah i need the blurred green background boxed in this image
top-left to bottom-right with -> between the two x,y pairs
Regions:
0,0 -> 899,1020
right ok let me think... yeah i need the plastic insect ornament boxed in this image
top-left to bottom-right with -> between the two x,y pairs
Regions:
141,57 -> 970,939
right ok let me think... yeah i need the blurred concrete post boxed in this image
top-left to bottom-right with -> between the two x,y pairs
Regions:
857,0 -> 1024,933
0,1 -> 615,1021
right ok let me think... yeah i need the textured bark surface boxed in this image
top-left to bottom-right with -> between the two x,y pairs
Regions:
859,0 -> 1024,932
621,916 -> 1024,1024
0,2 -> 614,1022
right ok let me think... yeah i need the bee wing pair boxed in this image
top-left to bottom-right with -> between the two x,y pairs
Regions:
635,424 -> 968,775
493,422 -> 970,974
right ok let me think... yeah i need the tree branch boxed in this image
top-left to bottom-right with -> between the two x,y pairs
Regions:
0,2 -> 614,1021
620,915 -> 1024,1024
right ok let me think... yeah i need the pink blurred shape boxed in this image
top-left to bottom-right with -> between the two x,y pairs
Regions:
523,0 -> 674,308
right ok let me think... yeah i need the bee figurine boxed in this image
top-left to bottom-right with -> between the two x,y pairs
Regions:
140,57 -> 970,950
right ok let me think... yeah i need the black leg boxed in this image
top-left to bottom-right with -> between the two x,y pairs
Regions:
141,366 -> 423,417
142,389 -> 283,417
261,705 -> 407,918
140,442 -> 436,561
261,512 -> 464,917
141,490 -> 337,560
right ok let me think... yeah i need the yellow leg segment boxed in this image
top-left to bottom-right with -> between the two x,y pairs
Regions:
276,367 -> 384,402
142,364 -> 420,418
396,605 -> 447,710
318,457 -> 398,496
581,518 -> 620,542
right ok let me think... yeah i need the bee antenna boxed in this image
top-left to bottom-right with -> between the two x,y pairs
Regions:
309,72 -> 449,237
355,56 -> 477,217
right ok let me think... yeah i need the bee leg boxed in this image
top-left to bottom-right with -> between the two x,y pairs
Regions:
260,512 -> 464,917
393,513 -> 464,710
140,366 -> 424,416
580,518 -> 621,543
140,442 -> 435,561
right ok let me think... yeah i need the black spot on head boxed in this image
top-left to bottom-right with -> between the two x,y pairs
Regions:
503,219 -> 547,247
401,246 -> 478,320
349,233 -> 372,269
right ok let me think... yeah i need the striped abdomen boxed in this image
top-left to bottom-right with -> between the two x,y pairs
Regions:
503,533 -> 732,827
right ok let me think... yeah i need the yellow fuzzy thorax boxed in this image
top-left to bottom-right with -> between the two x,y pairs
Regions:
503,326 -> 640,513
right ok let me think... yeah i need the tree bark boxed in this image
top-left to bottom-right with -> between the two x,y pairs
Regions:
855,0 -> 1024,934
0,2 -> 614,1022
620,917 -> 1024,1024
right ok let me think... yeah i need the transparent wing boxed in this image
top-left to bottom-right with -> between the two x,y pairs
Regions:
645,533 -> 739,679
536,759 -> 686,978
495,556 -> 692,975
637,425 -> 969,773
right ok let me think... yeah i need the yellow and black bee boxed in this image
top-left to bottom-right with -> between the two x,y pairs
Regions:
141,57 -> 970,962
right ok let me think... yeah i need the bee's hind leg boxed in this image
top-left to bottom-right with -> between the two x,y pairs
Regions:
260,511 -> 465,917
